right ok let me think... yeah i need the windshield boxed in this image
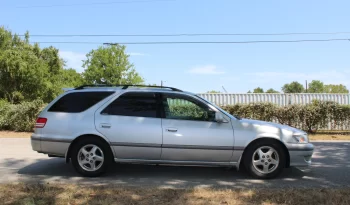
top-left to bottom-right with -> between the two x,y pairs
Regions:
195,95 -> 239,120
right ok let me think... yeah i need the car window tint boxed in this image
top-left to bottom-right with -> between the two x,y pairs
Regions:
163,94 -> 215,121
48,92 -> 114,113
102,92 -> 157,118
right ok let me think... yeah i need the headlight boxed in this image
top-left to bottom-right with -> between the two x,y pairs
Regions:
292,134 -> 309,143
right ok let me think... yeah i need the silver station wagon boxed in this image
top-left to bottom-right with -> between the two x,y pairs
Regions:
31,85 -> 314,179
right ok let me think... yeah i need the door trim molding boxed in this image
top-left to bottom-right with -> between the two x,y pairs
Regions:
114,158 -> 237,166
111,142 -> 245,151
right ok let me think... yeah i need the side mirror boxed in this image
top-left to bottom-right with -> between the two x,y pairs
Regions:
215,112 -> 227,123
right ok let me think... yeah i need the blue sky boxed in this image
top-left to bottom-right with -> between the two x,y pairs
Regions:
1,0 -> 350,93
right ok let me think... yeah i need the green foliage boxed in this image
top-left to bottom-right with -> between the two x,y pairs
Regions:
308,80 -> 324,93
222,101 -> 350,133
82,44 -> 144,85
324,84 -> 349,93
0,27 -> 84,103
282,81 -> 305,93
253,87 -> 264,93
266,88 -> 279,93
0,100 -> 45,132
206,90 -> 221,93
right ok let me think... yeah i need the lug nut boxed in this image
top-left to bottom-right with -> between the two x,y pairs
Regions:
268,159 -> 271,162
267,156 -> 269,158
90,153 -> 93,156
90,160 -> 93,163
261,160 -> 264,162
265,162 -> 268,165
262,156 -> 265,158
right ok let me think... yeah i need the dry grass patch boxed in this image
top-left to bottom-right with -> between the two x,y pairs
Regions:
0,184 -> 350,205
309,134 -> 350,141
0,131 -> 32,138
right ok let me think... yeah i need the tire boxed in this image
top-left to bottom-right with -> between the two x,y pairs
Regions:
71,137 -> 113,177
243,141 -> 286,179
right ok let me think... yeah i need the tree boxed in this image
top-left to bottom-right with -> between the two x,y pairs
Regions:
324,84 -> 349,93
82,45 -> 144,85
247,90 -> 252,93
282,81 -> 305,93
266,88 -> 279,93
308,80 -> 324,93
253,87 -> 264,93
206,90 -> 221,93
0,26 -> 83,103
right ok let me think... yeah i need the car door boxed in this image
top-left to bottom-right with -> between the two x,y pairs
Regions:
160,93 -> 234,162
95,91 -> 162,160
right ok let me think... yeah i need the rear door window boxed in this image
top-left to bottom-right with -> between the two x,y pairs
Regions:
48,92 -> 114,113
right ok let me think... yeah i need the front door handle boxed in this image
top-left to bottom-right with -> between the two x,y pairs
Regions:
100,123 -> 111,128
166,128 -> 178,132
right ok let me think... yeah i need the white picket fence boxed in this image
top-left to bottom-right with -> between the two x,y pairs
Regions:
197,93 -> 350,106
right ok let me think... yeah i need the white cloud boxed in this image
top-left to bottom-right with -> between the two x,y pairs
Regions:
128,52 -> 146,56
246,70 -> 350,87
187,65 -> 225,75
59,51 -> 85,73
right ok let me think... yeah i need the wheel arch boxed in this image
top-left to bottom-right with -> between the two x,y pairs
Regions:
65,134 -> 114,163
238,137 -> 290,170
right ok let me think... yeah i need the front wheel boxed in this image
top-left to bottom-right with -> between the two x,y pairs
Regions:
243,142 -> 286,179
71,138 -> 112,177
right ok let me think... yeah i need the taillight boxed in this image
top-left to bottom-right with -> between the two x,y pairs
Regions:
35,118 -> 47,128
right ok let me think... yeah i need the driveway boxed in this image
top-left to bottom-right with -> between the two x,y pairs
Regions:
0,138 -> 349,188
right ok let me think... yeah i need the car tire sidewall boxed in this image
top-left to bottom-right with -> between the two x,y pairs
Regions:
71,138 -> 112,177
244,141 -> 286,179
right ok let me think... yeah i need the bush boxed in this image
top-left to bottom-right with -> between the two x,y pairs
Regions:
223,101 -> 350,133
0,100 -> 45,132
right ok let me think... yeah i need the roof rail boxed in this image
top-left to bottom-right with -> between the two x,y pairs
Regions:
120,85 -> 182,92
74,84 -> 113,90
74,84 -> 182,92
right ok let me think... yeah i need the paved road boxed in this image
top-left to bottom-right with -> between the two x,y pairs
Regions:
0,138 -> 349,188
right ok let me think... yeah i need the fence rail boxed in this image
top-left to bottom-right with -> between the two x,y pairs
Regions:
197,93 -> 350,106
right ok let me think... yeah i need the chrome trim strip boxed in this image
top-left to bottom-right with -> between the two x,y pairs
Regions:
110,142 -> 161,147
162,144 -> 234,150
110,142 -> 244,151
114,158 -> 237,166
40,138 -> 72,143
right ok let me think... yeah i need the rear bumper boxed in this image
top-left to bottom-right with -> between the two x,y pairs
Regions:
31,134 -> 41,152
286,143 -> 314,167
31,134 -> 69,157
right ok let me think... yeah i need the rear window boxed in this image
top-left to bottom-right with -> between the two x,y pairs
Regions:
48,92 -> 114,113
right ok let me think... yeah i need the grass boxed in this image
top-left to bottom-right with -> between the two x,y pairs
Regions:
0,184 -> 350,205
2,131 -> 350,141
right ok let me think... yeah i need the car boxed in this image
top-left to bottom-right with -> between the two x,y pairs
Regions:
31,85 -> 314,179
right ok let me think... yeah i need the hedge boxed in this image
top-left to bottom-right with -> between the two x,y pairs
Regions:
222,101 -> 350,133
0,100 -> 45,132
0,100 -> 349,133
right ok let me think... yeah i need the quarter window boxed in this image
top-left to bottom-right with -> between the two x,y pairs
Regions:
48,92 -> 114,113
102,92 -> 158,118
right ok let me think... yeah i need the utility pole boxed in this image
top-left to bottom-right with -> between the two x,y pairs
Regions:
161,80 -> 165,87
305,80 -> 308,93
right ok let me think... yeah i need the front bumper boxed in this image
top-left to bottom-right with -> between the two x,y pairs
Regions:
286,143 -> 314,167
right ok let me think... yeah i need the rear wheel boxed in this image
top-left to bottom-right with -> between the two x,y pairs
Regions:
71,138 -> 112,177
243,141 -> 285,179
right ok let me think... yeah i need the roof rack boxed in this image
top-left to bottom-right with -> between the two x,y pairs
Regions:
74,84 -> 182,92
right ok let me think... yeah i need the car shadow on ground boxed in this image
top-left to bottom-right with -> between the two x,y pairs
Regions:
9,142 -> 349,188
12,157 -> 312,188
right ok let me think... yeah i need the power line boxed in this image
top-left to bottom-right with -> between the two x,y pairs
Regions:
19,32 -> 350,37
30,38 -> 350,45
14,0 -> 174,9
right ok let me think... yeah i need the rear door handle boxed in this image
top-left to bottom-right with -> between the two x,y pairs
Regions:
166,128 -> 178,132
100,123 -> 111,128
